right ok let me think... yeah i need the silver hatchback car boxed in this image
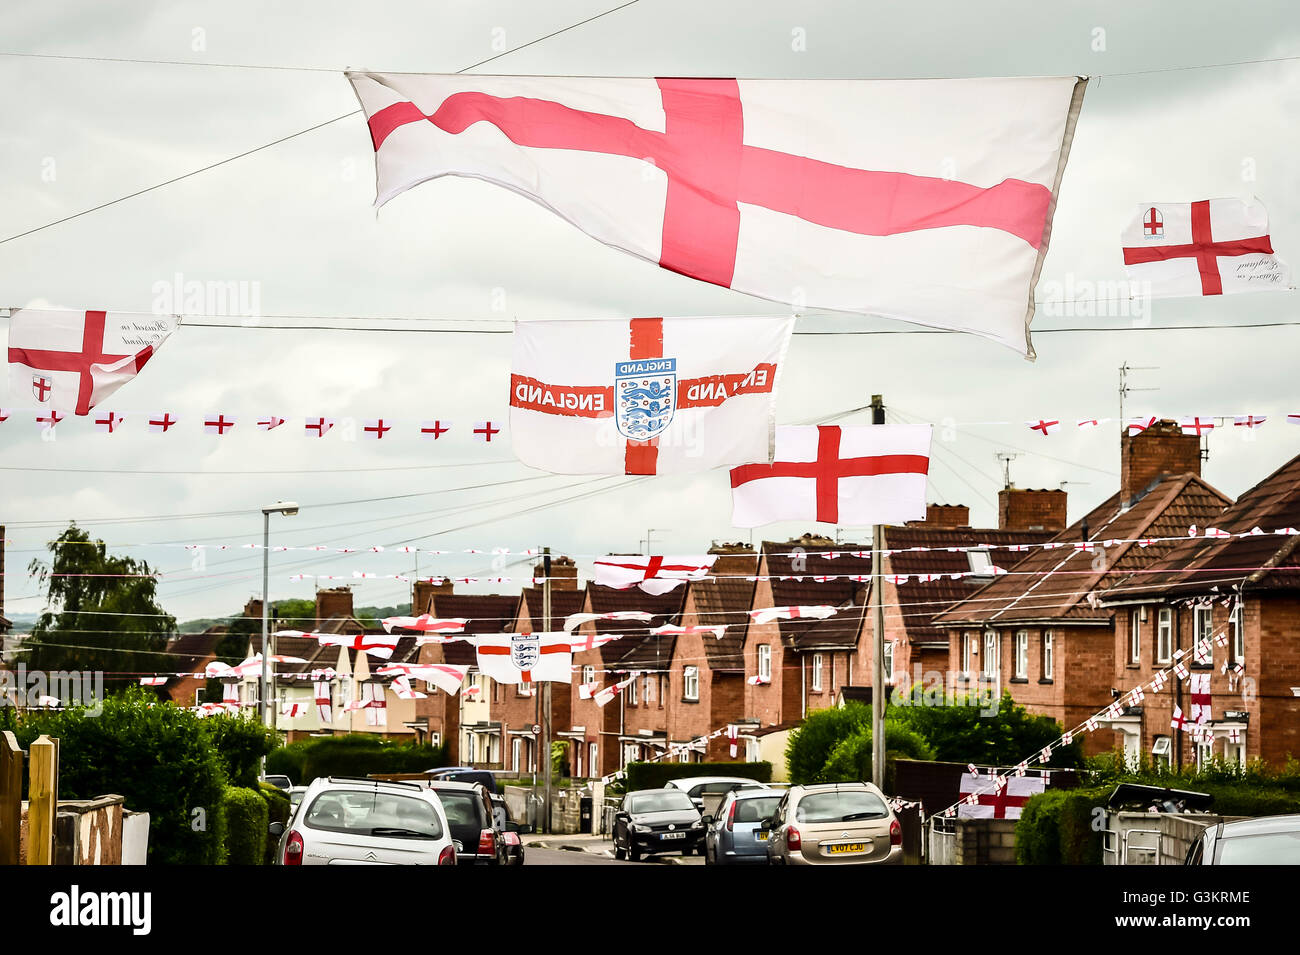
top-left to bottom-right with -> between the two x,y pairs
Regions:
762,782 -> 902,866
273,777 -> 457,866
705,789 -> 785,865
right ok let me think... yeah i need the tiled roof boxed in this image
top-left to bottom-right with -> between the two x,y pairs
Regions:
935,474 -> 1233,626
760,542 -> 870,649
518,587 -> 586,629
430,593 -> 522,666
1104,452 -> 1300,600
688,571 -> 759,670
586,584 -> 685,671
885,525 -> 1056,641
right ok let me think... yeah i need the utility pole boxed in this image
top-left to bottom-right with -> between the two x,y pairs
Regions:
541,547 -> 553,834
869,395 -> 887,792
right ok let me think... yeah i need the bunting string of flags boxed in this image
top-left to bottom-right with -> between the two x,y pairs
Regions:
936,605 -> 1243,821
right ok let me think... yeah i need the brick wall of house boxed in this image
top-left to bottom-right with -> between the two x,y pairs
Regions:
707,674 -> 746,761
568,644 -> 618,777
744,573 -> 787,725
1258,595 -> 1300,766
667,628 -> 712,747
998,488 -> 1068,531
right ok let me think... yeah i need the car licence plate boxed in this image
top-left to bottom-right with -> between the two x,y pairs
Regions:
825,842 -> 867,855
660,831 -> 685,840
755,831 -> 769,841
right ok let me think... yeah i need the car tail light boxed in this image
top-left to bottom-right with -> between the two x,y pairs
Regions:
284,830 -> 304,866
478,828 -> 496,856
890,819 -> 902,847
726,800 -> 737,832
503,831 -> 521,846
786,826 -> 801,851
438,844 -> 457,866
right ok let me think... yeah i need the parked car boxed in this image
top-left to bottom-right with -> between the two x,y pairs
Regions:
612,788 -> 706,861
271,776 -> 456,865
762,782 -> 902,866
665,776 -> 770,817
286,786 -> 309,814
425,767 -> 500,794
490,792 -> 532,866
1184,814 -> 1300,864
705,789 -> 784,866
424,780 -> 508,865
262,774 -> 293,791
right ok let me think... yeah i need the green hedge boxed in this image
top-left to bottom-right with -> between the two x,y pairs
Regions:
200,714 -> 276,789
266,734 -> 448,784
222,786 -> 270,865
0,687 -> 229,864
1016,786 -> 1108,865
623,761 -> 771,792
259,782 -> 292,865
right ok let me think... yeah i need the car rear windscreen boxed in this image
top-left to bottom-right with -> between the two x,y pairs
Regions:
794,790 -> 889,824
305,791 -> 444,839
630,791 -> 695,813
735,796 -> 782,823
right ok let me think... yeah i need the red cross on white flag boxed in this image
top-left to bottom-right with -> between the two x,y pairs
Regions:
1122,198 -> 1292,298
204,414 -> 236,435
257,415 -> 286,431
563,610 -> 654,632
148,413 -> 179,433
1179,417 -> 1216,436
957,772 -> 1044,819
305,417 -> 336,438
363,418 -> 393,440
593,554 -> 717,595
1026,419 -> 1060,436
1126,416 -> 1157,434
349,72 -> 1086,356
6,309 -> 176,415
420,419 -> 451,440
1171,704 -> 1187,732
1234,415 -> 1267,429
94,411 -> 125,434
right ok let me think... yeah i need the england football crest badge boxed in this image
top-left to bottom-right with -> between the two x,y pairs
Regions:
614,357 -> 676,441
1143,206 -> 1163,238
32,375 -> 52,402
510,633 -> 541,672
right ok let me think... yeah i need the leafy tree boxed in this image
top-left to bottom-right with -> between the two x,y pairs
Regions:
785,703 -> 874,784
889,689 -> 1084,767
820,722 -> 935,783
25,523 -> 175,683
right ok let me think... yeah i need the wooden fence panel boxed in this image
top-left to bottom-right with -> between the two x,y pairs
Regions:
0,731 -> 21,865
26,735 -> 58,866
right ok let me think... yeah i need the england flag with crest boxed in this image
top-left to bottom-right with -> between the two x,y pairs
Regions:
510,316 -> 792,474
474,632 -> 573,684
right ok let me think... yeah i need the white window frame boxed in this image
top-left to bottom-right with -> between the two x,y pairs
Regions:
1129,611 -> 1142,665
1195,740 -> 1214,771
588,742 -> 598,777
628,677 -> 638,706
882,641 -> 895,683
644,674 -> 655,703
982,631 -> 999,679
962,632 -> 978,677
582,665 -> 595,685
757,645 -> 772,682
511,737 -> 522,773
1156,608 -> 1172,664
811,653 -> 823,692
1193,605 -> 1214,665
1014,631 -> 1028,679
683,666 -> 700,701
1042,631 -> 1054,680
1151,735 -> 1171,769
1230,603 -> 1244,662
1223,734 -> 1245,766
517,680 -> 530,697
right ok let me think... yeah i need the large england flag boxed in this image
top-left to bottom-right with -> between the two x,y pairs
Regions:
730,424 -> 931,527
7,309 -> 177,415
1121,198 -> 1291,297
348,73 -> 1087,356
475,633 -> 573,684
957,773 -> 1045,819
510,316 -> 792,474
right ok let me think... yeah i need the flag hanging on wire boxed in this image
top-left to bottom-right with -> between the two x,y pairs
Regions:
348,72 -> 1086,356
7,309 -> 177,415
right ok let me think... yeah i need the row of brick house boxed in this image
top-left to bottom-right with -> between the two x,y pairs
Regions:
144,421 -> 1300,778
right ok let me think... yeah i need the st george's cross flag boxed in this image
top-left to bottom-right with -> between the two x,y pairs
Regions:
1122,198 -> 1292,298
347,73 -> 1087,356
957,772 -> 1045,819
7,309 -> 177,415
594,554 -> 717,595
730,424 -> 931,527
475,633 -> 572,684
510,316 -> 792,474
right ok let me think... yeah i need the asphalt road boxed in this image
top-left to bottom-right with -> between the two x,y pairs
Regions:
524,846 -> 624,865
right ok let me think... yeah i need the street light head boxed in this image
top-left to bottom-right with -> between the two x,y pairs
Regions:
262,501 -> 299,517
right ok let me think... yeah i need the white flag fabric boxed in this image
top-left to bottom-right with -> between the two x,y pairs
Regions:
347,72 -> 1086,356
956,772 -> 1044,819
377,662 -> 469,695
381,615 -> 468,635
593,554 -> 717,594
749,605 -> 838,625
1122,198 -> 1292,298
315,632 -> 399,660
7,309 -> 176,415
730,424 -> 931,528
594,673 -> 637,707
509,316 -> 792,474
314,681 -> 332,724
475,633 -> 573,684
563,610 -> 654,631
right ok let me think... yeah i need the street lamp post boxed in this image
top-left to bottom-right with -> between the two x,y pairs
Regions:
260,502 -> 299,744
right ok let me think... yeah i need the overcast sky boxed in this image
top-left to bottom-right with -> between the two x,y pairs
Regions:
2,0 -> 1298,624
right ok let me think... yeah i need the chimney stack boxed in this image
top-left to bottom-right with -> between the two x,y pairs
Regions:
315,587 -> 355,627
707,542 -> 759,578
412,577 -> 456,615
921,504 -> 970,528
998,488 -> 1068,531
534,555 -> 579,591
1120,419 -> 1201,503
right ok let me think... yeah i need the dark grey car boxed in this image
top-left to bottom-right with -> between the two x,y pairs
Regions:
1184,814 -> 1300,864
613,789 -> 706,861
705,790 -> 784,865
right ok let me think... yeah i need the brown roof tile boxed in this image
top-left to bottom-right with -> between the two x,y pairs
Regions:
759,542 -> 872,650
429,593 -> 522,667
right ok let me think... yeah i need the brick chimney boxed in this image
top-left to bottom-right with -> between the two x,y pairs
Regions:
315,587 -> 354,626
412,577 -> 455,615
998,488 -> 1068,531
533,555 -> 579,591
242,597 -> 263,620
1121,419 -> 1201,503
922,504 -> 970,528
708,542 -> 759,578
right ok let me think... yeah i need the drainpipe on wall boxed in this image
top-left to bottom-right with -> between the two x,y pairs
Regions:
801,655 -> 807,719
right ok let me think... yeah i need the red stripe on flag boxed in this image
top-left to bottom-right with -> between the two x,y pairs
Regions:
509,374 -> 614,418
1122,199 -> 1274,296
624,317 -> 663,475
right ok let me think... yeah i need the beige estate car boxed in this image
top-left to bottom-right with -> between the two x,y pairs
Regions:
762,782 -> 902,865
